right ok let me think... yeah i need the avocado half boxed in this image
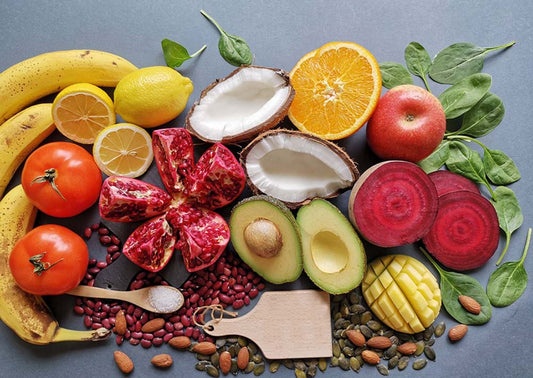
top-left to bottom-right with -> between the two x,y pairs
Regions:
229,195 -> 302,284
297,199 -> 366,294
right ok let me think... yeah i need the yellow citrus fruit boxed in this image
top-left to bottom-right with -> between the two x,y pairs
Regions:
113,66 -> 193,128
288,41 -> 382,140
92,123 -> 153,178
52,83 -> 116,144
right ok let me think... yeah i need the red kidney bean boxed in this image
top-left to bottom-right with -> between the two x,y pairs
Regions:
153,329 -> 166,338
233,299 -> 244,310
152,337 -> 164,346
129,338 -> 140,346
116,335 -> 124,345
83,228 -> 92,239
163,333 -> 174,343
98,227 -> 109,235
74,306 -> 84,315
90,223 -> 100,231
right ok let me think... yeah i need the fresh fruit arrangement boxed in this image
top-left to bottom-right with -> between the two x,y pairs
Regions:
0,9 -> 528,377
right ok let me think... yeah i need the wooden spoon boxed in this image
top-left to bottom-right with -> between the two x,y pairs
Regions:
67,285 -> 184,314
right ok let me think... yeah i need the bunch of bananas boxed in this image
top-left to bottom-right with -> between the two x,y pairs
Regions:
0,49 -> 137,344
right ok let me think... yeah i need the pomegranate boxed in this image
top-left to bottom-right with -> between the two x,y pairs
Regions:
99,128 -> 246,272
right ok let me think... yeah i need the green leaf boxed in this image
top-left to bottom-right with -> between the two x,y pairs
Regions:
483,149 -> 521,185
417,140 -> 450,173
429,41 -> 515,84
379,62 -> 413,89
161,39 -> 206,68
421,248 -> 491,324
487,228 -> 530,307
201,9 -> 253,66
456,92 -> 505,137
405,42 -> 432,78
445,141 -> 486,184
491,186 -> 524,264
438,73 -> 492,119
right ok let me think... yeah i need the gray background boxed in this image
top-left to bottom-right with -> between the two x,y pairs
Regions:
1,0 -> 532,377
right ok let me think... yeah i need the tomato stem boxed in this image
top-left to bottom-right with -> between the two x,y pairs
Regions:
30,168 -> 66,200
29,252 -> 64,275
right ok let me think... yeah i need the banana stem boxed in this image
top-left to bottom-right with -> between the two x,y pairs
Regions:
52,327 -> 111,343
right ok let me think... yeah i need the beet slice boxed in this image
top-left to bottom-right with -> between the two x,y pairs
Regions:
348,161 -> 439,247
422,190 -> 499,271
428,170 -> 479,197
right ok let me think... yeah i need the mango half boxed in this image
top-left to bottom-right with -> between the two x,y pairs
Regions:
362,254 -> 441,334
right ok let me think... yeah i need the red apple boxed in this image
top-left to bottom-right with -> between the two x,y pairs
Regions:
366,84 -> 446,163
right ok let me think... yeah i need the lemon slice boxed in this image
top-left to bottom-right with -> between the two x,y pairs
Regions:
93,123 -> 153,178
52,83 -> 116,144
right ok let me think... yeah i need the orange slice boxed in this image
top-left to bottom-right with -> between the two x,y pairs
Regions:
288,41 -> 382,140
52,83 -> 116,144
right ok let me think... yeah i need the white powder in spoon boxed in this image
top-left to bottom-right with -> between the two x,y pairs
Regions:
148,286 -> 184,313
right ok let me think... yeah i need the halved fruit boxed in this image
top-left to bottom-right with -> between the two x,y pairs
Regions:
297,199 -> 366,294
230,195 -> 302,284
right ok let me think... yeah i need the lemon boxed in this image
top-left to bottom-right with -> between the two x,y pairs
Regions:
52,83 -> 116,144
93,123 -> 153,178
113,66 -> 193,128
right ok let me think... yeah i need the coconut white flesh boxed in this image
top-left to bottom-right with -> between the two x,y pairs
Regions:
188,67 -> 292,141
245,133 -> 355,203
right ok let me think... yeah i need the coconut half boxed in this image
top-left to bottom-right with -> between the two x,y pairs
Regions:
186,66 -> 295,144
241,129 -> 359,208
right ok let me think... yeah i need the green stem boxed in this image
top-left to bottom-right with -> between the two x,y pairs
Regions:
496,233 -> 511,265
421,74 -> 432,93
485,41 -> 516,53
200,9 -> 226,35
190,44 -> 207,58
519,228 -> 532,265
419,247 -> 444,276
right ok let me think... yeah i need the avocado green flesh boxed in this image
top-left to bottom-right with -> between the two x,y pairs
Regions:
230,196 -> 302,284
297,199 -> 366,294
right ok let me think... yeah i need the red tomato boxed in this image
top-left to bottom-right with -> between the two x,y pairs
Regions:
9,224 -> 89,295
21,142 -> 102,218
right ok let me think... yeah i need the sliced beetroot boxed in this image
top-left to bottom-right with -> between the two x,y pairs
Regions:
348,161 -> 439,247
99,176 -> 172,222
428,170 -> 479,197
422,190 -> 499,271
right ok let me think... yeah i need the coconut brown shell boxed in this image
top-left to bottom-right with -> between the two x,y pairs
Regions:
185,66 -> 295,144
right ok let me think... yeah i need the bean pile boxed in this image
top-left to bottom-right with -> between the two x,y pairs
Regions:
74,222 -> 265,348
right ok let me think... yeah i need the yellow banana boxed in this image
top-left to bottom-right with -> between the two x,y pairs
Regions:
0,185 -> 111,344
0,49 -> 137,124
0,103 -> 56,198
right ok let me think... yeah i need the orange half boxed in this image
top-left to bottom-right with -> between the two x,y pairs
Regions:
288,42 -> 382,140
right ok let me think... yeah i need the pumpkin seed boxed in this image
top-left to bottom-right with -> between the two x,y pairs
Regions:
318,358 -> 328,372
215,338 -> 227,348
244,361 -> 255,374
248,342 -> 259,355
332,340 -> 341,358
398,356 -> 410,370
350,314 -> 361,324
252,354 -> 263,364
253,363 -> 265,376
349,356 -> 361,372
377,363 -> 390,376
339,356 -> 350,371
424,345 -> 436,361
294,361 -> 307,371
388,355 -> 399,370
384,345 -> 397,359
349,291 -> 361,304
228,344 -> 237,358
414,341 -> 425,356
307,365 -> 318,377
424,325 -> 435,340
210,352 -> 220,366
231,360 -> 239,375
269,361 -> 280,373
361,311 -> 373,324
367,320 -> 382,332
197,353 -> 211,361
412,358 -> 428,370
426,337 -> 435,346
342,346 -> 355,357
330,357 -> 339,367
195,361 -> 210,371
237,336 -> 248,347
360,324 -> 373,339
206,364 -> 220,377
282,359 -> 295,369
434,321 -> 446,337
350,304 -> 366,314
295,368 -> 306,378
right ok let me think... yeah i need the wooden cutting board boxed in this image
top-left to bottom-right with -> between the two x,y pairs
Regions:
204,290 -> 332,359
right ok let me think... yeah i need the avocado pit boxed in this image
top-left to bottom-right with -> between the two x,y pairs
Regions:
243,218 -> 283,258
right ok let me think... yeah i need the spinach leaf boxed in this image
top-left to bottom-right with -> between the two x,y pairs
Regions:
161,39 -> 206,68
483,149 -> 521,185
420,248 -> 492,324
404,42 -> 432,90
417,140 -> 450,173
487,228 -> 531,307
445,141 -> 486,184
201,10 -> 253,66
438,73 -> 492,119
454,92 -> 505,137
491,186 -> 524,265
429,41 -> 515,84
379,62 -> 413,89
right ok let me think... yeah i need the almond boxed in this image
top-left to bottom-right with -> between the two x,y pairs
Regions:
114,310 -> 127,336
237,346 -> 250,370
361,350 -> 380,365
219,351 -> 232,374
168,335 -> 192,349
192,341 -> 217,355
366,336 -> 392,349
141,317 -> 166,333
448,324 -> 468,342
151,353 -> 173,368
397,341 -> 417,355
345,329 -> 366,347
458,295 -> 482,315
113,350 -> 134,374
